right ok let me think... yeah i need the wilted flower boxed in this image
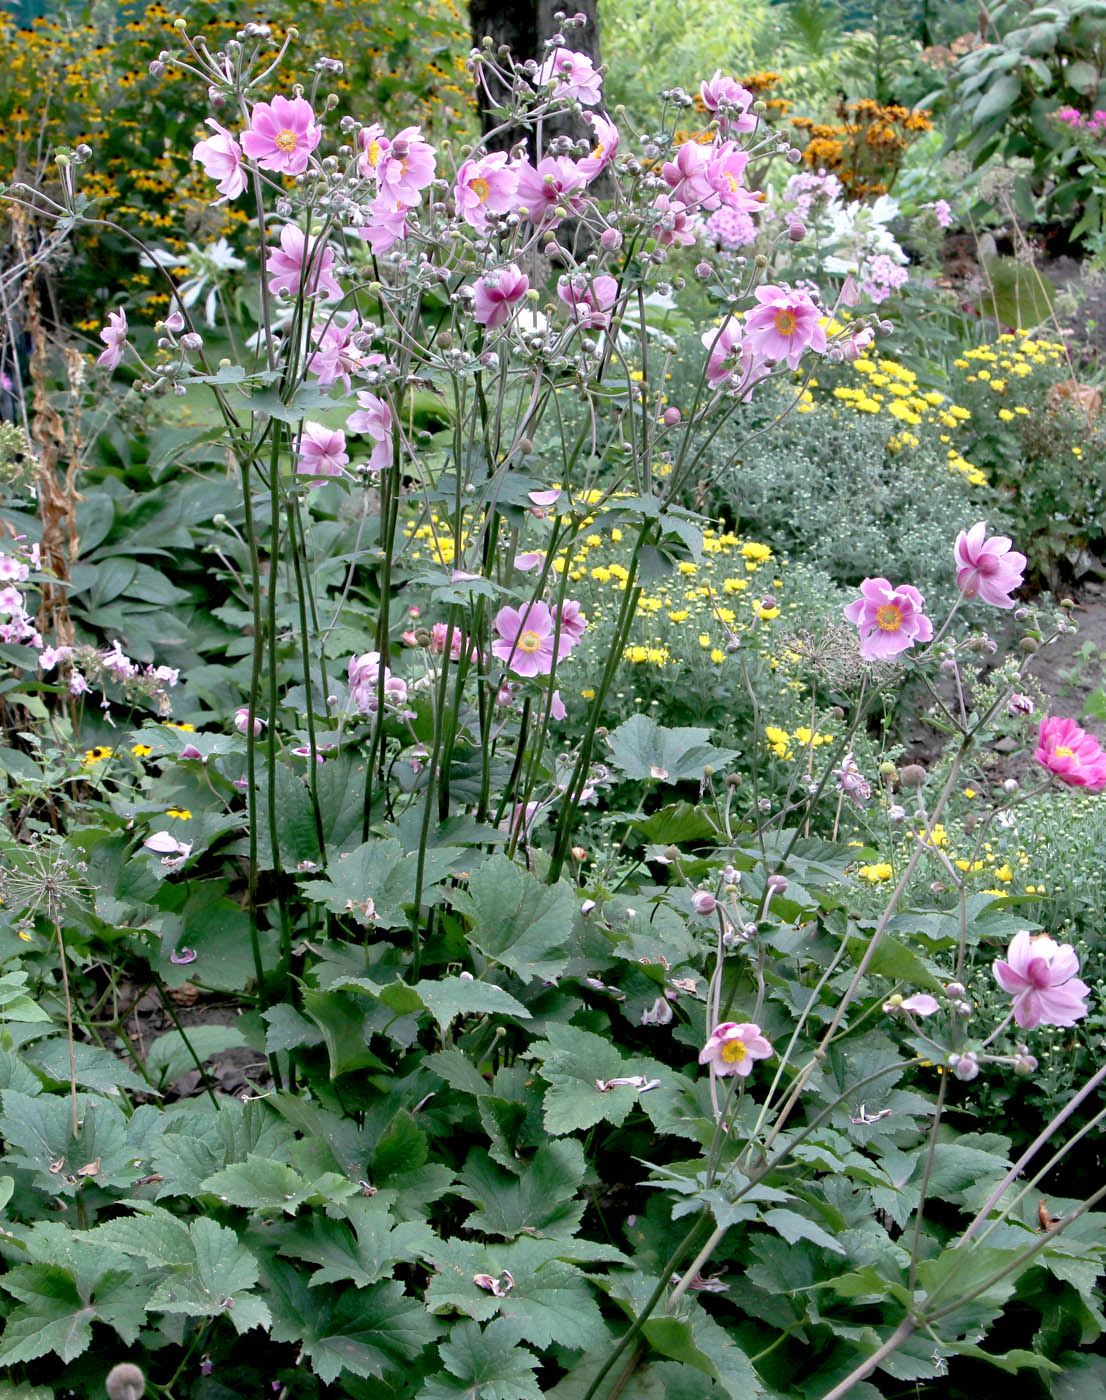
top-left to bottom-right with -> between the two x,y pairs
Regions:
642,996 -> 674,1026
993,929 -> 1090,1029
835,752 -> 871,807
699,1021 -> 773,1077
948,1050 -> 979,1081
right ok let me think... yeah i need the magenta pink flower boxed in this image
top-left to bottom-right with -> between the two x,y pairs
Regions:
844,578 -> 934,661
192,119 -> 246,202
557,274 -> 619,329
744,284 -> 827,368
307,313 -> 382,392
994,929 -> 1090,1029
296,421 -> 349,481
1035,716 -> 1106,790
473,264 -> 530,328
703,142 -> 755,212
492,602 -> 558,677
517,156 -> 587,227
660,140 -> 713,205
699,71 -> 756,132
241,95 -> 320,176
455,153 -> 519,231
698,1021 -> 773,1077
346,391 -> 393,472
266,225 -> 342,301
97,308 -> 127,371
535,47 -> 603,105
954,522 -> 1026,608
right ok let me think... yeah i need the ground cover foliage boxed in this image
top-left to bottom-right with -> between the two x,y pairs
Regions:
0,5 -> 1105,1400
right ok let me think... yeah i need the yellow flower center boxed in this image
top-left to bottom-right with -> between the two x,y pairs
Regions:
469,175 -> 490,203
518,629 -> 542,653
1055,745 -> 1076,759
366,139 -> 382,167
773,308 -> 797,336
274,129 -> 298,153
721,1038 -> 748,1064
876,604 -> 902,631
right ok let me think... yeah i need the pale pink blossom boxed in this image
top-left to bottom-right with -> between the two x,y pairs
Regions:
144,830 -> 192,859
551,598 -> 587,651
744,284 -> 827,368
557,274 -> 619,329
39,644 -> 73,671
932,198 -> 953,228
1035,716 -> 1106,791
650,193 -> 697,248
698,1021 -> 773,1077
579,111 -> 620,180
699,71 -> 756,132
296,421 -> 349,481
359,123 -> 436,204
234,706 -> 265,736
455,153 -> 519,231
844,578 -> 933,661
994,930 -> 1090,1029
356,198 -> 410,253
473,264 -> 530,328
536,47 -> 603,105
307,313 -> 381,391
192,119 -> 247,202
265,225 -> 342,301
492,602 -> 558,677
661,140 -> 713,205
954,522 -> 1026,608
703,142 -> 755,213
0,555 -> 28,583
550,689 -> 567,721
241,95 -> 320,176
346,391 -> 393,472
97,309 -> 128,371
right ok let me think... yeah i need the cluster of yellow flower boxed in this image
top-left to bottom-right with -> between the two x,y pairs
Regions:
801,350 -> 987,486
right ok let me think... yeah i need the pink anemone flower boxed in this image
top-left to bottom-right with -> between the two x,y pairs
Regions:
1035,715 -> 1106,790
844,577 -> 933,661
265,225 -> 343,301
954,522 -> 1026,608
535,47 -> 603,105
699,1022 -> 773,1077
744,284 -> 827,369
97,308 -> 128,371
296,422 -> 349,481
993,930 -> 1090,1029
492,602 -> 557,677
241,95 -> 320,175
473,264 -> 530,329
192,119 -> 247,202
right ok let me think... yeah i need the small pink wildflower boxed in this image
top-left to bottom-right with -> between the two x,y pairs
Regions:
744,284 -> 827,368
296,421 -> 349,481
492,602 -> 558,677
265,225 -> 342,301
954,522 -> 1026,608
473,264 -> 530,329
551,599 -> 587,651
97,309 -> 128,371
192,119 -> 247,202
579,111 -> 620,181
1035,716 -> 1106,791
698,1021 -> 773,1077
241,95 -> 320,176
932,198 -> 953,228
994,929 -> 1090,1029
535,47 -> 603,105
844,578 -> 933,661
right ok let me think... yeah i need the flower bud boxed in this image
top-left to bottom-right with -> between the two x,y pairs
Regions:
691,890 -> 717,916
600,227 -> 623,251
106,1366 -> 146,1400
767,873 -> 788,895
878,760 -> 898,779
900,764 -> 926,788
662,406 -> 681,426
948,1050 -> 980,1082
788,220 -> 806,241
1019,636 -> 1039,653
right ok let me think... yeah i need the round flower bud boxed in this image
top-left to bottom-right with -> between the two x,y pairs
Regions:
888,804 -> 906,821
948,1051 -> 980,1082
788,220 -> 806,242
900,764 -> 926,787
767,874 -> 788,895
695,262 -> 713,280
106,1366 -> 146,1400
878,761 -> 898,779
600,227 -> 624,251
945,981 -> 966,999
1019,636 -> 1039,653
662,406 -> 681,426
1013,1046 -> 1038,1076
691,890 -> 717,916
743,921 -> 759,938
